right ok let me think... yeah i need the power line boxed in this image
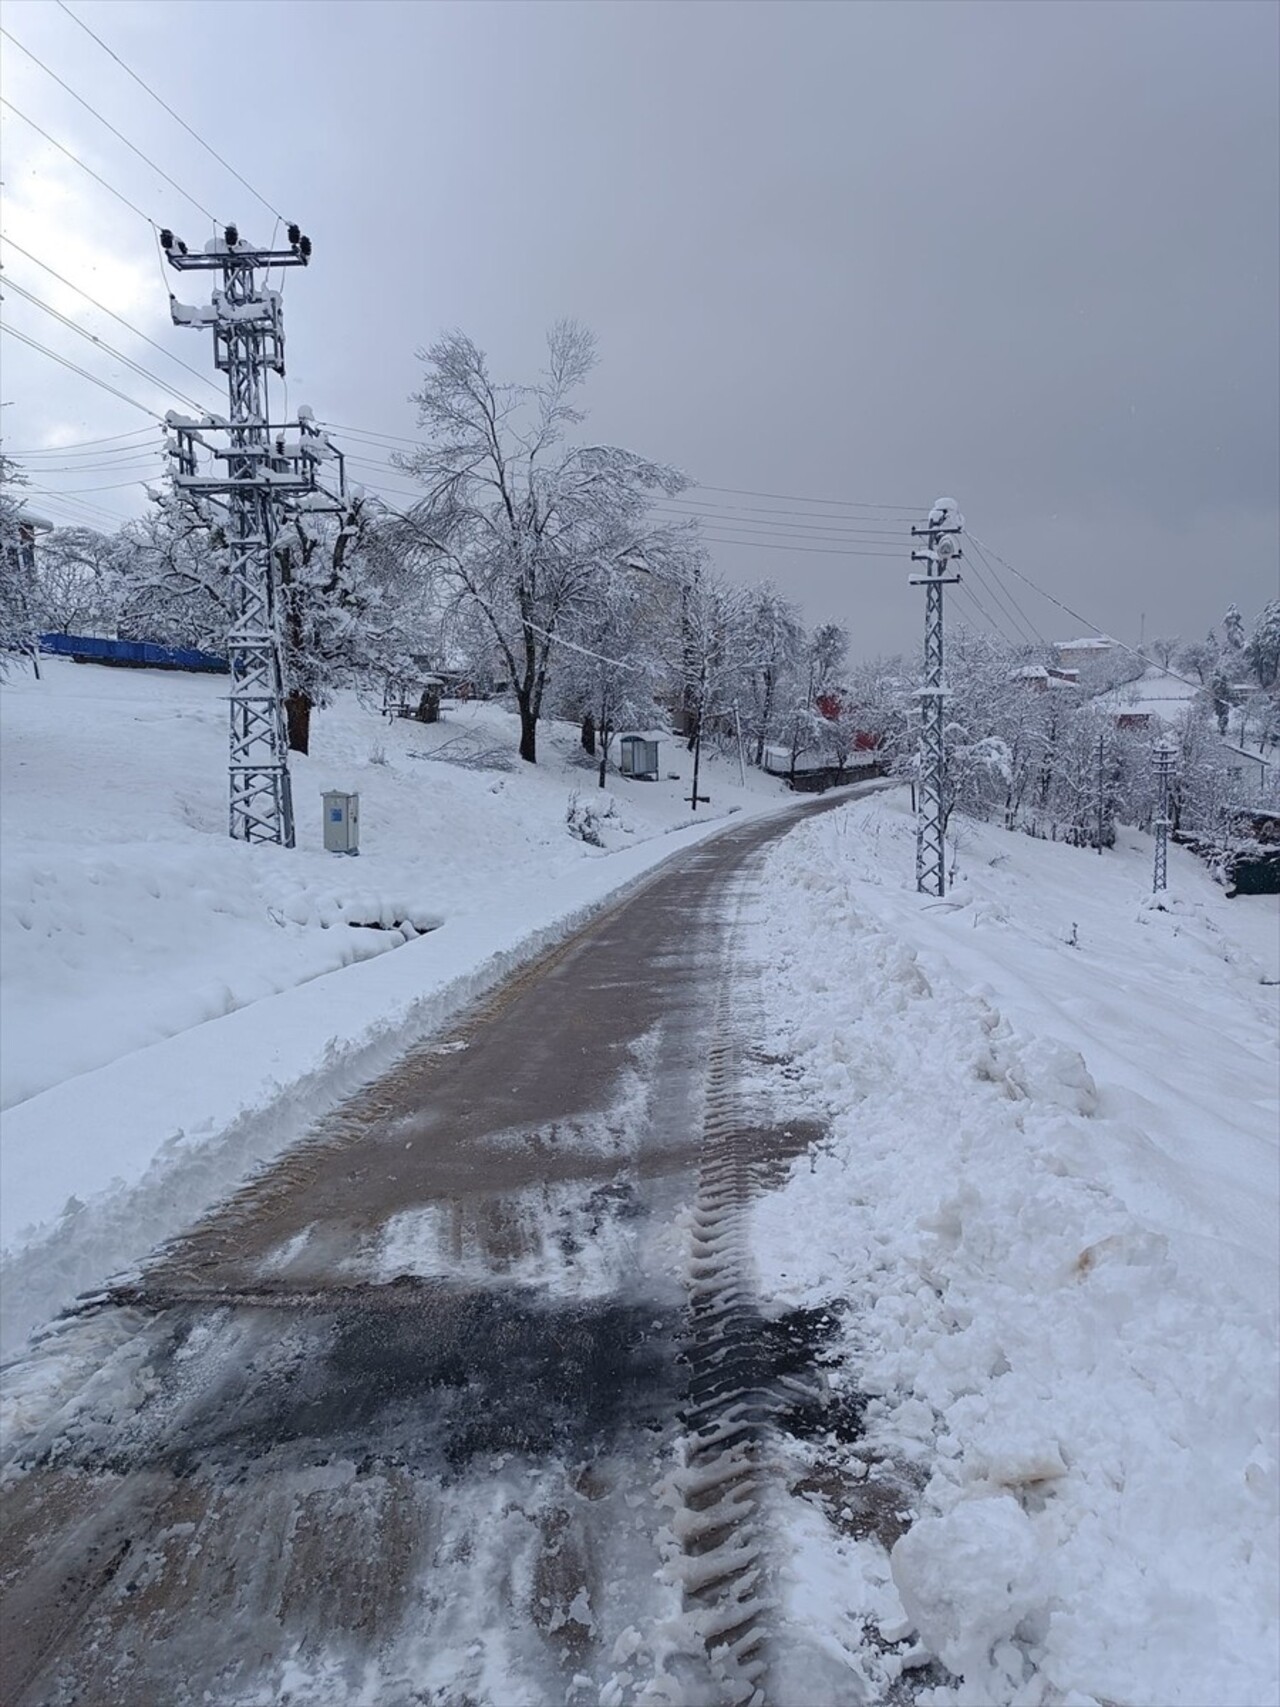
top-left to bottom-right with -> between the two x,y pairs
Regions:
1,234 -> 222,396
17,471 -> 160,493
6,446 -> 166,471
54,0 -> 285,225
1,425 -> 157,454
959,545 -> 1040,646
0,24 -> 220,224
652,502 -> 911,543
3,278 -> 212,414
325,419 -> 922,519
0,323 -> 165,419
967,530 -> 1207,696
966,535 -> 1047,647
0,96 -> 158,227
698,532 -> 902,559
340,443 -> 914,541
697,482 -> 921,514
949,578 -> 1008,639
22,482 -> 136,526
652,495 -> 913,531
317,420 -> 421,448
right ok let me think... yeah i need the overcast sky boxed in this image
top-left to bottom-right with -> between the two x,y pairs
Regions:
2,0 -> 1277,659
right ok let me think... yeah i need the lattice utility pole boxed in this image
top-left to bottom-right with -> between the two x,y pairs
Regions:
910,497 -> 964,896
1152,738 -> 1177,892
161,222 -> 342,847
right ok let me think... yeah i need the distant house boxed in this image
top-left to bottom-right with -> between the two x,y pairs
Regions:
1220,742 -> 1272,800
1055,635 -> 1120,684
3,508 -> 53,579
1010,664 -> 1080,693
1094,666 -> 1199,731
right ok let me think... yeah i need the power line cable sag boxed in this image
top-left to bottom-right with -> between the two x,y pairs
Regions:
5,444 -> 166,469
22,482 -> 135,525
0,97 -> 158,227
652,504 -> 911,543
1,425 -> 157,455
966,536 -> 1047,647
651,497 -> 913,533
0,25 -> 220,224
967,531 -> 1208,695
698,533 -> 902,560
15,472 -> 162,494
1,234 -> 221,396
320,420 -> 924,517
697,483 -> 921,514
0,323 -> 165,419
961,549 -> 1042,647
53,0 -> 285,224
15,451 -> 166,477
339,443 -> 915,540
3,278 -> 211,414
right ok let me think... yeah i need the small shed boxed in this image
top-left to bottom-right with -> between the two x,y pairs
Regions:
619,734 -> 660,780
384,673 -> 445,723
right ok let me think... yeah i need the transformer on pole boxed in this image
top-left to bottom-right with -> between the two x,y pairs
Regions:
160,223 -> 344,847
1152,738 -> 1177,892
910,497 -> 964,896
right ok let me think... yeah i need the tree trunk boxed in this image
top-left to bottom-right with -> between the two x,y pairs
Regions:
598,721 -> 611,789
285,690 -> 312,755
518,696 -> 538,764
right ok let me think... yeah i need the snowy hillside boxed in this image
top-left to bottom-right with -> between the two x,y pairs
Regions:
746,790 -> 1279,1706
0,659 -> 783,1348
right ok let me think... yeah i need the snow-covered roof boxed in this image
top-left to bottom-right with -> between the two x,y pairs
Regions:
1221,742 -> 1271,769
1056,635 -> 1117,651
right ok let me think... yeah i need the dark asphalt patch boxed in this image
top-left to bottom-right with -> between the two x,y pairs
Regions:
24,1284 -> 687,1479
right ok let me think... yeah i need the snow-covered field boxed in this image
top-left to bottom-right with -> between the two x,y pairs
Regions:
748,790 -> 1279,1706
0,658 -> 783,1351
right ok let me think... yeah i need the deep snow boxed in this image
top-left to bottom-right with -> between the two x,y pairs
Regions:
746,790 -> 1279,1706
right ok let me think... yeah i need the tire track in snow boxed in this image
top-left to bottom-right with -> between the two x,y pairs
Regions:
664,891 -> 829,1707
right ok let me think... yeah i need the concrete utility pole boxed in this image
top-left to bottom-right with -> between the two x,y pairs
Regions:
1152,738 -> 1177,892
910,497 -> 963,896
160,223 -> 343,847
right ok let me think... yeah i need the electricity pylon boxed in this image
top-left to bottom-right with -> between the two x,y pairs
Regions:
910,497 -> 963,896
161,223 -> 343,846
1152,739 -> 1177,892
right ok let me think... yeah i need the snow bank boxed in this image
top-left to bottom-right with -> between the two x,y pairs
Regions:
748,790 -> 1278,1706
0,660 -> 787,1352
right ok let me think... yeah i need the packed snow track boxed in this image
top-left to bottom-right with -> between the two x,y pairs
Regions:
0,790 -> 868,1707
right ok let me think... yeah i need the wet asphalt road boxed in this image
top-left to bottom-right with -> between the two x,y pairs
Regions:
0,792 -> 859,1707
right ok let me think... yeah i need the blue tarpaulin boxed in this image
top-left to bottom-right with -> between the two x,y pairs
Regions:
38,634 -> 229,673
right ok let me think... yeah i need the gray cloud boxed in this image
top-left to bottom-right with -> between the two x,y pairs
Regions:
2,0 -> 1276,657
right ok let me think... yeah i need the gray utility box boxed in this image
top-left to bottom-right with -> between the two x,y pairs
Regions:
619,735 -> 660,780
322,790 -> 360,855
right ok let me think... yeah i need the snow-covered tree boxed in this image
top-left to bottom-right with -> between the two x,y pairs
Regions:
29,526 -> 121,637
732,581 -> 805,767
396,322 -> 692,764
273,494 -> 388,754
554,565 -> 672,787
1246,600 -> 1280,689
787,620 -> 848,777
112,484 -> 230,650
0,454 -> 41,672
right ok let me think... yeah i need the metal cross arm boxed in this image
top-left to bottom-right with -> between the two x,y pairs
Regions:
160,223 -> 313,270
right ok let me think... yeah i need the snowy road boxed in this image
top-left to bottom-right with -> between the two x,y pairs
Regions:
0,792 -> 865,1707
